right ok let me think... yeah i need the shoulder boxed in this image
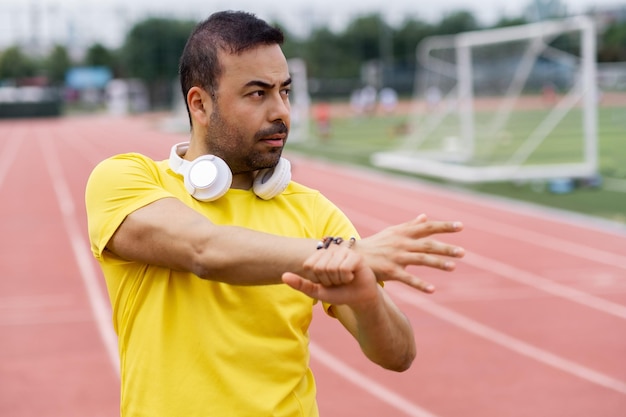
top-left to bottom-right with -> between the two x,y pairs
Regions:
86,152 -> 172,205
283,181 -> 319,196
90,152 -> 160,175
87,152 -> 167,187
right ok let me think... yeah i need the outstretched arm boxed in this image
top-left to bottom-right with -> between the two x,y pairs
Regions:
108,198 -> 463,290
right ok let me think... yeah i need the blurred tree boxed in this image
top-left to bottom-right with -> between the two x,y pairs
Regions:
122,18 -> 196,108
343,14 -> 387,62
303,26 -> 357,78
436,10 -> 479,35
489,17 -> 529,29
271,22 -> 304,60
0,46 -> 38,81
84,43 -> 122,76
393,17 -> 436,69
599,21 -> 626,62
45,45 -> 72,86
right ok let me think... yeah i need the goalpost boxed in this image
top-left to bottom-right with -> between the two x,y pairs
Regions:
372,15 -> 599,183
286,58 -> 311,143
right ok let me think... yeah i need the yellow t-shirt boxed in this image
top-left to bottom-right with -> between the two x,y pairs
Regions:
85,153 -> 358,417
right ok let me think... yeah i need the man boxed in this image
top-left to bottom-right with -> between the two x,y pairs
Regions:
85,10 -> 464,417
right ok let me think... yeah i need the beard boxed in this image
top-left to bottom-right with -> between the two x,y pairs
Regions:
205,104 -> 288,174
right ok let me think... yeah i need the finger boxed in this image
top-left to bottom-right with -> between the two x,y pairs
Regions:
400,252 -> 458,271
408,219 -> 464,238
332,249 -> 358,285
282,272 -> 351,304
308,247 -> 357,286
412,239 -> 465,258
415,213 -> 428,223
282,272 -> 320,296
394,270 -> 436,293
302,250 -> 334,286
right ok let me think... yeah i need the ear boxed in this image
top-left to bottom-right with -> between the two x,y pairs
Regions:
187,86 -> 213,127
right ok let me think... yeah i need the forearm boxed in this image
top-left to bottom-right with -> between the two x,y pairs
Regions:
336,288 -> 416,372
191,225 -> 319,284
108,198 -> 319,285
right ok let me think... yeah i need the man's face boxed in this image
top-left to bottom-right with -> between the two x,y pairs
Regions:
205,44 -> 291,175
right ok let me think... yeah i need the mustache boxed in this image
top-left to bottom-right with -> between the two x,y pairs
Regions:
255,122 -> 288,139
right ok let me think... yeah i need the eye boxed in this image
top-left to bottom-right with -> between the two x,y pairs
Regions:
249,90 -> 265,98
281,88 -> 291,97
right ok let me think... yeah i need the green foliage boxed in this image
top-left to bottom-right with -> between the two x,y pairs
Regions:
0,46 -> 38,80
436,11 -> 479,35
343,14 -> 387,62
121,18 -> 196,82
393,18 -> 436,67
599,22 -> 626,61
45,45 -> 72,85
84,43 -> 121,76
303,27 -> 361,78
490,17 -> 529,29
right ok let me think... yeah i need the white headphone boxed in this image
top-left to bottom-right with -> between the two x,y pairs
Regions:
168,142 -> 291,201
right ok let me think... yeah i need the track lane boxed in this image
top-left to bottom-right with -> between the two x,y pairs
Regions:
0,119 -> 119,417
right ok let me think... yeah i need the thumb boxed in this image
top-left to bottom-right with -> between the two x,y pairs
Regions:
282,272 -> 321,298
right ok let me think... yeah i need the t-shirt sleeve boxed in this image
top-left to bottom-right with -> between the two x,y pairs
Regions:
85,153 -> 174,260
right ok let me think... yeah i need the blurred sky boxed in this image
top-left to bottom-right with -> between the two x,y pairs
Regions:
1,0 -> 624,51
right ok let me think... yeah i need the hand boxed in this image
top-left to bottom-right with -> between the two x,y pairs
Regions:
282,246 -> 379,307
355,213 -> 465,293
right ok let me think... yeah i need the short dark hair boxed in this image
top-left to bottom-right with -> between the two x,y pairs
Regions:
179,11 -> 284,123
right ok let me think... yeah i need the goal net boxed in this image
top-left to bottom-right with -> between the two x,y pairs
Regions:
372,16 -> 599,183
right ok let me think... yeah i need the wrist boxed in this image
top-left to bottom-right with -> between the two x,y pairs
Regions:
316,235 -> 357,250
347,284 -> 383,314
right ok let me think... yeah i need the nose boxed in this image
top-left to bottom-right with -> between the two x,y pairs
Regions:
268,92 -> 290,125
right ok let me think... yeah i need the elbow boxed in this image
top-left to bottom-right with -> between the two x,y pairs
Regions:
188,243 -> 216,280
383,348 -> 416,373
368,341 -> 416,373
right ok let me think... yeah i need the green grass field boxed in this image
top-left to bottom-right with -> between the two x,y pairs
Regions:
288,104 -> 626,225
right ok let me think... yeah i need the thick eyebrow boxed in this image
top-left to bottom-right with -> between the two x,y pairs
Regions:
244,77 -> 292,90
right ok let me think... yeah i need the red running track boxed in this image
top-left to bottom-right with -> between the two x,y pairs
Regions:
1,114 -> 625,416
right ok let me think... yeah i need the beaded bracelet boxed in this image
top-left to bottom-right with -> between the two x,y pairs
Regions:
316,236 -> 356,250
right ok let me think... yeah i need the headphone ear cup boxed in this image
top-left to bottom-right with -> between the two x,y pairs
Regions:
253,158 -> 291,200
184,155 -> 232,202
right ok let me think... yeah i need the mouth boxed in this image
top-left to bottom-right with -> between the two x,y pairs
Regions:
257,123 -> 288,147
260,136 -> 285,147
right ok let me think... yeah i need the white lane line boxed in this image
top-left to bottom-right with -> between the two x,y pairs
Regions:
345,208 -> 626,320
309,341 -> 440,417
388,285 -> 626,395
39,136 -> 120,375
0,130 -> 22,191
465,252 -> 626,320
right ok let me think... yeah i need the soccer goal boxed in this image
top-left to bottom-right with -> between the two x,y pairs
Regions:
372,15 -> 599,183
